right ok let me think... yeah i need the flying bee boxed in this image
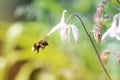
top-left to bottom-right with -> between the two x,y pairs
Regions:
32,40 -> 48,52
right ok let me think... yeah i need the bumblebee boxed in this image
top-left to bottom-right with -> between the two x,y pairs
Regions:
32,40 -> 48,52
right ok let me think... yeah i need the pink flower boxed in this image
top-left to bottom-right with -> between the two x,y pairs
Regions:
97,4 -> 104,16
100,50 -> 109,64
93,4 -> 104,25
92,4 -> 104,44
115,52 -> 120,64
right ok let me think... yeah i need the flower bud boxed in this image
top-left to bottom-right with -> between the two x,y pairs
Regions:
93,26 -> 102,44
93,4 -> 104,25
93,12 -> 100,24
115,52 -> 120,64
97,4 -> 104,16
100,50 -> 109,64
93,12 -> 104,26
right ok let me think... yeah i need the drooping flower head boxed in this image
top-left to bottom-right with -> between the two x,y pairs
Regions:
47,10 -> 79,43
102,13 -> 120,40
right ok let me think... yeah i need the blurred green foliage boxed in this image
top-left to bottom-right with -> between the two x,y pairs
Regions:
0,0 -> 120,80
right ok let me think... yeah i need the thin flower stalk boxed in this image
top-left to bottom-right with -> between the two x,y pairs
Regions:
67,13 -> 112,80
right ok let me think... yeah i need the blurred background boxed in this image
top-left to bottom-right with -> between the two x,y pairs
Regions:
0,0 -> 120,80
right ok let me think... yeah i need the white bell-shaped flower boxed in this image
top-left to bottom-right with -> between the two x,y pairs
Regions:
102,14 -> 120,40
47,10 -> 79,43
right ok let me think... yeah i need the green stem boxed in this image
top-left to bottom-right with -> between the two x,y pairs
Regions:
67,13 -> 112,80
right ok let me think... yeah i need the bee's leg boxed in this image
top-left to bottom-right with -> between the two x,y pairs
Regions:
41,46 -> 45,49
37,48 -> 39,52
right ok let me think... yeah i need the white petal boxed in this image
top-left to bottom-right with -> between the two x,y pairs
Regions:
109,32 -> 116,38
102,28 -> 111,40
114,15 -> 120,40
60,10 -> 67,23
47,23 -> 61,36
117,15 -> 120,30
113,13 -> 120,21
116,36 -> 120,40
118,15 -> 120,27
115,31 -> 120,40
60,24 -> 70,42
70,24 -> 79,43
109,20 -> 118,38
60,26 -> 66,41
